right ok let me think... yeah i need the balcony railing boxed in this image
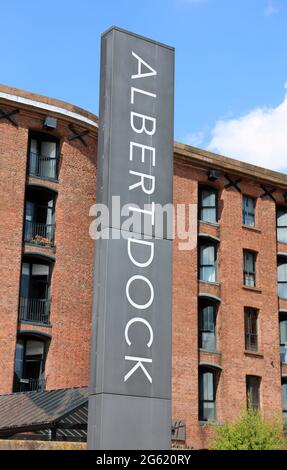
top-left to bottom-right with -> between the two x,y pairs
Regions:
29,152 -> 58,179
280,346 -> 287,364
24,220 -> 55,246
19,297 -> 50,325
14,376 -> 46,393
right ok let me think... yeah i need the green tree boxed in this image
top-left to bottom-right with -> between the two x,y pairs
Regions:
210,408 -> 285,450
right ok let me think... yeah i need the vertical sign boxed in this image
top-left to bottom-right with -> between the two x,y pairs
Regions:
88,27 -> 174,450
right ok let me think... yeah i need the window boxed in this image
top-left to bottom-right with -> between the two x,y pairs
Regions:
244,308 -> 258,352
246,376 -> 260,410
24,188 -> 56,245
277,207 -> 287,244
278,259 -> 287,299
199,368 -> 217,421
28,133 -> 59,180
243,251 -> 256,287
199,243 -> 217,283
280,314 -> 287,363
282,381 -> 287,418
242,195 -> 255,227
14,337 -> 46,392
199,301 -> 216,351
199,187 -> 218,224
19,258 -> 51,324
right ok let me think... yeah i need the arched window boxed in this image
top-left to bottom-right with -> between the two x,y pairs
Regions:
199,187 -> 218,224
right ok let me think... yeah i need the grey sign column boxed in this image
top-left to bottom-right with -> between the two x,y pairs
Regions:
88,27 -> 174,450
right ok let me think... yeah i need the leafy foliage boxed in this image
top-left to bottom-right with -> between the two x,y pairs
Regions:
210,408 -> 285,450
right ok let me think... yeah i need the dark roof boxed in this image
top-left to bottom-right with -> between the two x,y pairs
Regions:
0,387 -> 88,438
0,387 -> 185,442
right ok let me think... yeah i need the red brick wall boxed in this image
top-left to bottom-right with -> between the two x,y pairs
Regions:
0,102 -> 97,393
172,162 -> 284,448
0,119 -> 27,393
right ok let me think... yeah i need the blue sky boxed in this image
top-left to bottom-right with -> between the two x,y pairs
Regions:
1,0 -> 286,171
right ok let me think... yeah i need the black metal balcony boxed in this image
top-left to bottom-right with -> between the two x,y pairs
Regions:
14,376 -> 46,393
24,220 -> 55,246
29,152 -> 58,179
19,297 -> 50,325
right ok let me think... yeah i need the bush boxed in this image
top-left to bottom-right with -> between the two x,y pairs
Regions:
210,408 -> 285,450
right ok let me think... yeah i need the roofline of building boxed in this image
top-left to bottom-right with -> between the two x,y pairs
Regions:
0,83 -> 98,131
1,84 -> 286,188
0,385 -> 87,399
174,142 -> 287,189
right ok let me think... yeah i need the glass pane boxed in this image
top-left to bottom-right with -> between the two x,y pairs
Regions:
280,346 -> 287,363
26,340 -> 44,357
201,332 -> 216,351
244,252 -> 254,272
40,141 -> 57,178
278,209 -> 287,227
203,371 -> 214,401
201,208 -> 216,223
245,274 -> 255,287
282,383 -> 287,412
202,189 -> 215,207
278,284 -> 287,300
30,139 -> 38,154
201,266 -> 216,283
278,227 -> 287,243
202,305 -> 215,331
280,320 -> 287,345
14,340 -> 24,379
201,245 -> 214,265
200,188 -> 217,223
25,201 -> 34,222
41,141 -> 56,159
32,264 -> 49,277
20,263 -> 30,297
246,213 -> 255,227
247,376 -> 260,408
203,402 -> 216,421
278,263 -> 287,282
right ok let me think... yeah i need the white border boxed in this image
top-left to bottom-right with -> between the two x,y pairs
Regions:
0,91 -> 98,128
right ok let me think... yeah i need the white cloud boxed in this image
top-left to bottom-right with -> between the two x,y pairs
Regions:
186,131 -> 205,147
265,0 -> 279,16
207,83 -> 287,172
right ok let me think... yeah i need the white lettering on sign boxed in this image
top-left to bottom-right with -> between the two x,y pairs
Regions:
125,318 -> 154,348
124,51 -> 158,384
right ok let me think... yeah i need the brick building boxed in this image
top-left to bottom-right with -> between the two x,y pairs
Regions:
1,84 -> 287,449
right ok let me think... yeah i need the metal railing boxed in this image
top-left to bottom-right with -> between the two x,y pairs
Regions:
24,220 -> 55,245
19,297 -> 50,325
14,376 -> 46,393
29,152 -> 58,179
